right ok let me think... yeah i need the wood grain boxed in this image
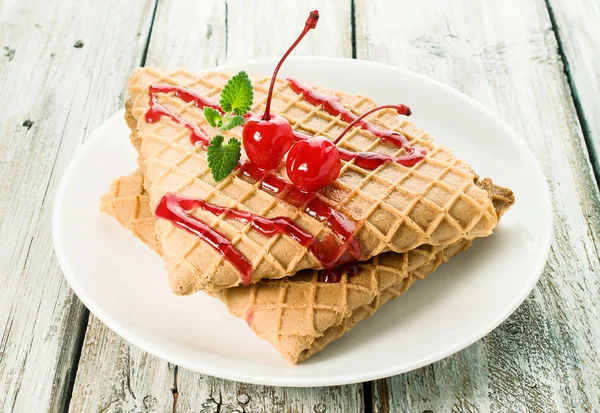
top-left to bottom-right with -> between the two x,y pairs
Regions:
355,0 -> 600,411
0,0 -> 156,412
67,319 -> 176,413
547,0 -> 600,180
175,368 -> 364,413
68,1 -> 363,412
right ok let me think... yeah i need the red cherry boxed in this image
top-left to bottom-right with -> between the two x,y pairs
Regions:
242,10 -> 319,170
242,113 -> 293,170
286,136 -> 341,192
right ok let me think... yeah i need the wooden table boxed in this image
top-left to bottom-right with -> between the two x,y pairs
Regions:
1,0 -> 599,411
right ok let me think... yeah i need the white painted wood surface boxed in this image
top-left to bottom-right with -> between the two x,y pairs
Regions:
355,0 -> 600,411
547,0 -> 600,177
0,0 -> 599,411
0,1 -> 155,412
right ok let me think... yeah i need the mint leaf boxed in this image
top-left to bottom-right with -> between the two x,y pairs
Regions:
204,107 -> 223,128
204,71 -> 251,180
220,71 -> 254,116
207,135 -> 242,182
221,115 -> 246,131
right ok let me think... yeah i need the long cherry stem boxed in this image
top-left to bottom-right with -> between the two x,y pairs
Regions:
333,104 -> 412,144
262,10 -> 319,121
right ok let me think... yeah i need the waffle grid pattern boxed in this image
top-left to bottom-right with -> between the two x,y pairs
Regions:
100,170 -> 513,363
100,172 -> 161,253
217,240 -> 470,363
126,68 -> 498,293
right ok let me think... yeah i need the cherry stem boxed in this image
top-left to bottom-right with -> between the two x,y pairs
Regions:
262,10 -> 319,121
333,104 -> 412,144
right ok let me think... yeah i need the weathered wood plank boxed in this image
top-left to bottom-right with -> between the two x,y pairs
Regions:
224,0 -> 353,61
67,318 -> 176,413
144,0 -> 227,70
355,0 -> 600,411
69,1 -> 363,412
547,0 -> 600,181
176,368 -> 364,413
0,0 -> 156,412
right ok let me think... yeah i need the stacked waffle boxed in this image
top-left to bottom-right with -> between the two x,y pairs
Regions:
100,68 -> 514,363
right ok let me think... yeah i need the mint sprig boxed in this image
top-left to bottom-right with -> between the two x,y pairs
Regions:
220,71 -> 254,116
204,70 -> 254,182
207,135 -> 242,182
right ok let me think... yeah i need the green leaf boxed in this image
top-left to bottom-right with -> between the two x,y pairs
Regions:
221,115 -> 246,131
204,107 -> 223,128
207,135 -> 242,182
220,71 -> 254,116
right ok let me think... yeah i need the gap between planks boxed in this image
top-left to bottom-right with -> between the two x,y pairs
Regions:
544,0 -> 600,189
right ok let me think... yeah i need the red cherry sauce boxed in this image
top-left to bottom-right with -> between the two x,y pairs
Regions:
146,84 -> 223,146
156,191 -> 360,284
318,263 -> 360,283
245,308 -> 254,326
287,78 -> 426,167
238,159 -> 361,267
155,193 -> 253,285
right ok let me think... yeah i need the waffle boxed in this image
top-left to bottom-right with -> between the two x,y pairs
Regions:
126,68 -> 500,294
101,170 -> 514,363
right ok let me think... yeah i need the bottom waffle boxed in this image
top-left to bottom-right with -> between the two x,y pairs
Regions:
101,171 -> 514,363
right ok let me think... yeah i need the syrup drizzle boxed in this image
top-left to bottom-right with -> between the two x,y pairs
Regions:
245,308 -> 254,326
318,263 -> 360,283
155,193 -> 253,285
238,159 -> 362,266
145,84 -> 223,146
287,77 -> 426,166
156,192 -> 360,285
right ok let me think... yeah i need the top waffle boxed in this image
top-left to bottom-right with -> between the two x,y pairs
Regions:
126,67 -> 499,294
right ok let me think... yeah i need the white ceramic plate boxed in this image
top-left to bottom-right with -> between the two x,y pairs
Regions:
53,57 -> 552,387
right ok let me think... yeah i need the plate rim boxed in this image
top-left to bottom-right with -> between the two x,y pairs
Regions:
52,56 -> 553,387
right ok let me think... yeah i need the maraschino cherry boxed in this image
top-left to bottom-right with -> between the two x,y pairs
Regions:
242,10 -> 319,171
286,136 -> 341,192
286,104 -> 412,192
